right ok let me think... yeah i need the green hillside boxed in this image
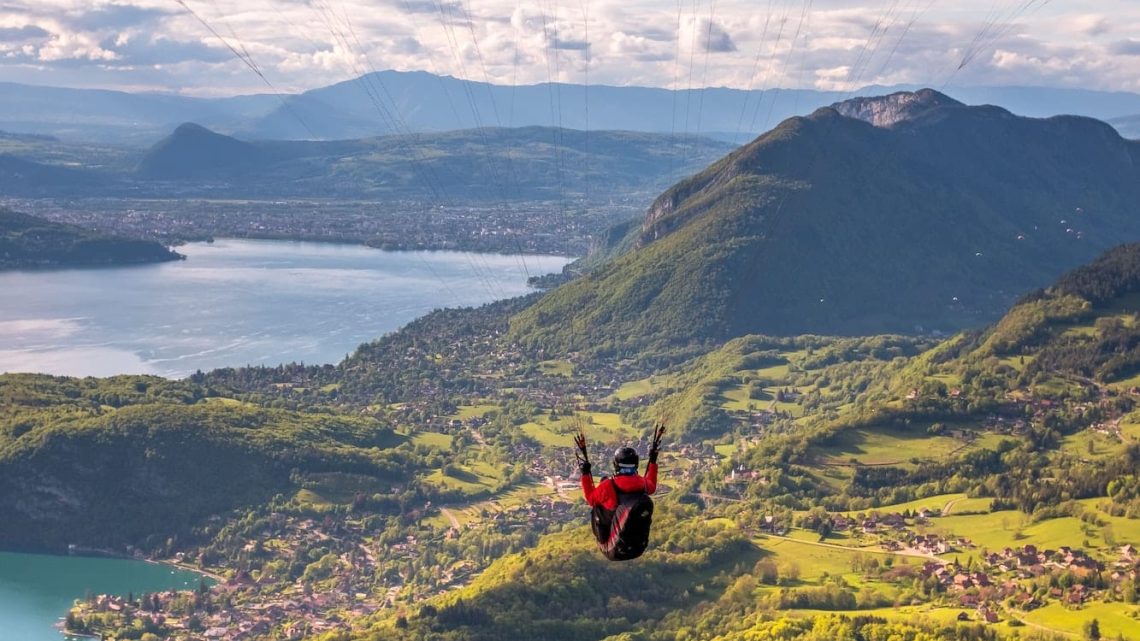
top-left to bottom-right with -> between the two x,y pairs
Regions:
0,207 -> 181,268
511,90 -> 1140,354
709,244 -> 1140,523
356,510 -> 757,641
327,244 -> 1140,641
13,241 -> 1140,641
0,374 -> 407,550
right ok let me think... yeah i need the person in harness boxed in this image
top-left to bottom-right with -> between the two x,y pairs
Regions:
574,423 -> 665,561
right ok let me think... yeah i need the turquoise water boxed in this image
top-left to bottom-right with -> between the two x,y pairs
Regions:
0,551 -> 207,640
0,239 -> 569,378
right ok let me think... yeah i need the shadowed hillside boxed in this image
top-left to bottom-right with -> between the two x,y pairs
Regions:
511,90 -> 1140,353
0,207 -> 180,268
137,123 -> 270,179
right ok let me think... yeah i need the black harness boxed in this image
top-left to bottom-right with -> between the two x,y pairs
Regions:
591,478 -> 655,561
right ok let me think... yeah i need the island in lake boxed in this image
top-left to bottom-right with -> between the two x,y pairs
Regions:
0,207 -> 181,269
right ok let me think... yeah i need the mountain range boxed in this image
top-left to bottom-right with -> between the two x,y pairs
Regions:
510,89 -> 1140,353
3,72 -> 1140,145
0,123 -> 736,201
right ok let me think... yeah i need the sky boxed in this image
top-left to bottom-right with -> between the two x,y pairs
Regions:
1,0 -> 1140,97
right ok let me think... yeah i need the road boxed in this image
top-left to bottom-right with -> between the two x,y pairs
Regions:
440,508 -> 462,530
999,605 -> 1078,639
762,532 -> 941,562
941,496 -> 965,515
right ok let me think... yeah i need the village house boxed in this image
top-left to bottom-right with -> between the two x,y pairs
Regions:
911,533 -> 952,555
880,512 -> 906,529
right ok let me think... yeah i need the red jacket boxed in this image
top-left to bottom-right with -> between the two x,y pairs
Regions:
581,463 -> 658,510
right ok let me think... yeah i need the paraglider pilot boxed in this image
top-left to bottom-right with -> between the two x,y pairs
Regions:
575,423 -> 665,561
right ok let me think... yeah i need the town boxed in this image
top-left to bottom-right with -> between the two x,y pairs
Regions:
0,197 -> 646,257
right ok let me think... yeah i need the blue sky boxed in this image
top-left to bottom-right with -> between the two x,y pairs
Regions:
1,0 -> 1138,96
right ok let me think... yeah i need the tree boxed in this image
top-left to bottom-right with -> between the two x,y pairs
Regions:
756,558 -> 780,585
779,561 -> 801,584
1084,618 -> 1101,641
64,612 -> 84,633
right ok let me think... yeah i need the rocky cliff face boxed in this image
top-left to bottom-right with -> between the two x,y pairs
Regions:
830,88 -> 963,128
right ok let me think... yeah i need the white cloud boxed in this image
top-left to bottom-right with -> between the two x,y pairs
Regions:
0,0 -> 1138,96
1070,14 -> 1113,38
695,18 -> 736,53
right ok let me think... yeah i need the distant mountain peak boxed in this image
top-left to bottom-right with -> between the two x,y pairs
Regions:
138,123 -> 265,180
828,89 -> 964,128
171,122 -> 215,136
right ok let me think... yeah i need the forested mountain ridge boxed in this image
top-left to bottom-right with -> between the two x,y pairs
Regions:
1,123 -> 734,201
511,89 -> 1140,354
0,207 -> 181,268
0,374 -> 410,550
916,241 -> 1140,391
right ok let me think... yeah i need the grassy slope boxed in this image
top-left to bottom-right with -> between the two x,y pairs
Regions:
356,511 -> 759,641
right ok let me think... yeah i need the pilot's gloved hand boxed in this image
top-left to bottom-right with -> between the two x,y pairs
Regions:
648,423 -> 665,464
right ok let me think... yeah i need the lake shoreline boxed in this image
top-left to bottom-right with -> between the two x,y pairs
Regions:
1,546 -> 223,582
0,237 -> 572,379
148,557 -> 225,582
174,233 -> 580,259
0,550 -> 213,641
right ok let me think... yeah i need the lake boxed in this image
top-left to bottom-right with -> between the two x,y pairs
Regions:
0,239 -> 570,378
0,551 -> 207,640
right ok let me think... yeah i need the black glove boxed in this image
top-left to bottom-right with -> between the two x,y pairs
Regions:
574,431 -> 592,475
648,423 -> 665,464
